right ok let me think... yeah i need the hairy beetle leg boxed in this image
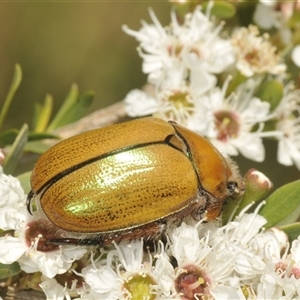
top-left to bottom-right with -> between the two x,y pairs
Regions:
47,221 -> 167,247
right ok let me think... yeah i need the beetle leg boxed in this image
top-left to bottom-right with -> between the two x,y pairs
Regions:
47,237 -> 104,247
46,222 -> 167,247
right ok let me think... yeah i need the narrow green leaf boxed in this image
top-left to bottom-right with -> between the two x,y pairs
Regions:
260,180 -> 300,228
57,90 -> 94,127
280,223 -> 300,243
3,124 -> 28,174
0,128 -> 19,147
0,262 -> 21,279
17,171 -> 32,194
33,94 -> 53,133
0,64 -> 22,130
24,140 -> 53,154
47,84 -> 79,131
32,101 -> 41,131
28,132 -> 59,141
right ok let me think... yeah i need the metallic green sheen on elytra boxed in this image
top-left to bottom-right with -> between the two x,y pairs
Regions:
28,117 -> 244,237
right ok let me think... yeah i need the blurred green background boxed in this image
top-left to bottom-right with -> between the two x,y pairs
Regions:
0,2 -> 298,187
0,2 -> 170,130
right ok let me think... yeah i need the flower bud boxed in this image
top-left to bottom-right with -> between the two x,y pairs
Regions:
236,169 -> 273,215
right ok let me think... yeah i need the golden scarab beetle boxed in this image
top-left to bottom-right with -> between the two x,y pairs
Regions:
27,117 -> 244,246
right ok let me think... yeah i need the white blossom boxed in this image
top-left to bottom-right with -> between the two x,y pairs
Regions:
197,79 -> 273,161
0,167 -> 87,278
123,7 -> 234,85
231,25 -> 286,77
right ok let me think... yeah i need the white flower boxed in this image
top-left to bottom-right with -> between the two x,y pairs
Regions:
0,166 -> 30,264
169,222 -> 212,267
0,166 -> 87,278
79,240 -> 173,299
274,85 -> 300,169
40,277 -> 72,300
255,233 -> 300,299
20,243 -> 87,278
198,78 -> 273,161
123,6 -> 236,124
0,166 -> 27,231
124,66 -> 214,126
253,1 -> 295,45
123,7 -> 235,85
231,25 -> 286,77
0,220 -> 87,278
153,248 -> 177,298
253,2 -> 281,30
165,203 -> 270,299
80,264 -> 121,299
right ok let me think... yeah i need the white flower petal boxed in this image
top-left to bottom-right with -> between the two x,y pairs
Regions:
254,3 -> 277,29
291,45 -> 300,67
212,285 -> 246,300
40,277 -> 68,300
0,236 -> 26,264
124,89 -> 157,117
83,266 -> 119,294
235,134 -> 265,162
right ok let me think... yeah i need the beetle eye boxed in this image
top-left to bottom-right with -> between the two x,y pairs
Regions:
227,181 -> 237,195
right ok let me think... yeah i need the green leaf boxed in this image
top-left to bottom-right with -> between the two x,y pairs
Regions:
61,90 -> 94,126
47,84 -> 79,131
0,64 -> 22,131
33,94 -> 53,133
3,124 -> 28,174
17,171 -> 32,194
202,1 -> 236,19
260,180 -> 300,229
280,223 -> 300,243
24,140 -> 54,154
256,80 -> 284,111
47,86 -> 94,131
0,128 -> 19,147
28,132 -> 59,141
1,131 -> 58,152
0,262 -> 21,279
276,203 -> 300,227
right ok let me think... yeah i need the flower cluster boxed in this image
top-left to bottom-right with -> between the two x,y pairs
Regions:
123,3 -> 300,168
0,167 -> 87,285
1,165 -> 300,299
